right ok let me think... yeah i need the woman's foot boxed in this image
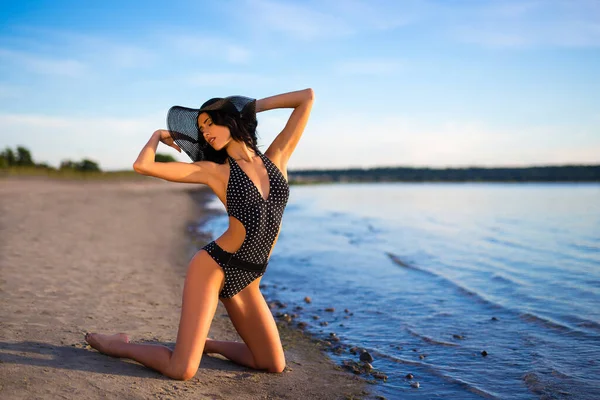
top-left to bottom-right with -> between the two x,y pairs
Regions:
85,332 -> 130,357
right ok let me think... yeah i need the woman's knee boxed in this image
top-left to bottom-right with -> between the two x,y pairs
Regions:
263,354 -> 286,373
167,362 -> 199,381
266,361 -> 286,373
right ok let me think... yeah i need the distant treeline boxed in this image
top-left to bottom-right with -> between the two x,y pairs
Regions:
1,146 -> 102,172
289,165 -> 600,183
1,146 -> 176,173
3,146 -> 598,182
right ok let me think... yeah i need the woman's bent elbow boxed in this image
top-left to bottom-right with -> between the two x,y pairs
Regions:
304,88 -> 315,102
133,162 -> 148,175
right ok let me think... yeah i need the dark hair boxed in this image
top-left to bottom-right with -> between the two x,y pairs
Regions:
199,110 -> 260,164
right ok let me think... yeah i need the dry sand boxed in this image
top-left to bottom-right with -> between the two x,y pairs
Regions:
0,178 -> 369,400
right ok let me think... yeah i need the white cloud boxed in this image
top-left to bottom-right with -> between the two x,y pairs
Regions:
238,0 -> 414,39
163,35 -> 252,64
334,59 -> 404,75
0,84 -> 24,99
0,48 -> 86,77
186,72 -> 272,87
449,0 -> 600,48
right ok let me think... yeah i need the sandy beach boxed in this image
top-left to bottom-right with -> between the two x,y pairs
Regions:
0,178 -> 368,400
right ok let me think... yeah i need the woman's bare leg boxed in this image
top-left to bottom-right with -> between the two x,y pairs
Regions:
204,338 -> 257,369
85,251 -> 225,380
210,279 -> 286,373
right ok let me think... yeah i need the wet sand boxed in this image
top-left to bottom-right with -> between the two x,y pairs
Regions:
0,178 -> 368,399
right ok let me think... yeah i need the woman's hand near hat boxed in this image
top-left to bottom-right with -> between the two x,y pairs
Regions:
155,129 -> 182,153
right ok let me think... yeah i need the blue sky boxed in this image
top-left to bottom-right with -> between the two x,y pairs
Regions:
1,0 -> 599,170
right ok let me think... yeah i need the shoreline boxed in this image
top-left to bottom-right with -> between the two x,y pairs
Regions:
0,178 -> 370,400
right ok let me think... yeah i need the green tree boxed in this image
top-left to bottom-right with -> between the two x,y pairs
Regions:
60,160 -> 75,170
155,153 -> 177,163
2,147 -> 16,166
77,159 -> 101,172
16,146 -> 34,166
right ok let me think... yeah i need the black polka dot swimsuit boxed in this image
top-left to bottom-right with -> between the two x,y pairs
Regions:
203,150 -> 290,298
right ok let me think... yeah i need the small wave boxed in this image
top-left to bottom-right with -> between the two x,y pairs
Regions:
519,312 -> 573,333
481,236 -> 531,251
560,315 -> 600,334
518,312 -> 600,340
405,327 -> 459,347
569,242 -> 600,253
386,252 -> 435,274
490,273 -> 519,286
386,252 -> 505,310
585,279 -> 600,288
522,371 -> 577,399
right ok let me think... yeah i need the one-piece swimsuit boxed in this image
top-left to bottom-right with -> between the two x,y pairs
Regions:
202,150 -> 290,298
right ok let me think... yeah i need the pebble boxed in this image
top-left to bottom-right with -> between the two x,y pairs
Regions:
342,360 -> 361,375
410,381 -> 420,388
359,351 -> 374,363
304,296 -> 312,303
452,334 -> 465,340
344,308 -> 350,313
319,321 -> 329,326
325,307 -> 335,312
349,346 -> 360,354
312,315 -> 320,320
491,316 -> 498,321
372,372 -> 387,381
419,354 -> 426,360
481,350 -> 488,357
405,373 -> 413,379
297,322 -> 308,329
362,362 -> 373,373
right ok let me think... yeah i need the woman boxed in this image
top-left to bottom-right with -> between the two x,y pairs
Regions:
85,88 -> 314,381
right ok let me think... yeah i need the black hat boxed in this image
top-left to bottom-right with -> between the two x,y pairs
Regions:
167,95 -> 256,162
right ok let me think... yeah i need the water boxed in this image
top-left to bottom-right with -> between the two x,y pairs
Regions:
200,183 -> 600,399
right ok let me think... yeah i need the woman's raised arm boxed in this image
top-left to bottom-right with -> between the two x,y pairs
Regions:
133,130 -> 217,184
258,88 -> 314,169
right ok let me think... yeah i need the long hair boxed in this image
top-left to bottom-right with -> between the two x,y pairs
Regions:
199,110 -> 260,164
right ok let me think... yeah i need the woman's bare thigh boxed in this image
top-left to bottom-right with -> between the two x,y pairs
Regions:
220,279 -> 286,372
169,250 -> 225,378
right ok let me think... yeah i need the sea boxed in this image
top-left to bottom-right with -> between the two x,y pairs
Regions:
199,182 -> 600,400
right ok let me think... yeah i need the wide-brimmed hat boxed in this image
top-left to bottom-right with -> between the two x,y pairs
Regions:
167,95 -> 256,162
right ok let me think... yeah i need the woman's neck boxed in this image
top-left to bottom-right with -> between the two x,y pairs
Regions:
226,142 -> 258,162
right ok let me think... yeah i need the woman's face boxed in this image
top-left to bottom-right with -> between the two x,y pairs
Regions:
198,112 -> 231,150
